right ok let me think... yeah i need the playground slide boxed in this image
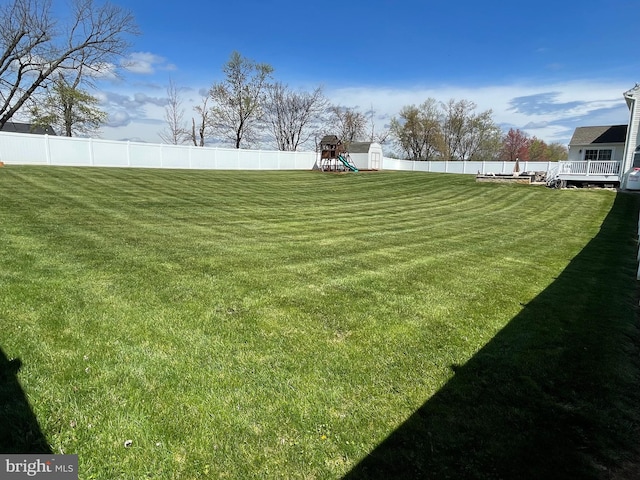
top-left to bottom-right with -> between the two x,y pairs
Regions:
337,154 -> 359,172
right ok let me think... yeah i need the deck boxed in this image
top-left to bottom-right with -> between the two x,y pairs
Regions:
549,160 -> 621,184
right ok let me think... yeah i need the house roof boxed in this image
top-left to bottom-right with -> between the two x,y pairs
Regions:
569,125 -> 627,146
0,121 -> 57,135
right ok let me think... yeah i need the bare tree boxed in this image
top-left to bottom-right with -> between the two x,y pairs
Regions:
0,0 -> 138,129
366,105 -> 391,144
327,105 -> 367,145
459,109 -> 502,161
159,79 -> 188,145
190,92 -> 211,147
440,99 -> 501,160
440,99 -> 472,160
389,99 -> 442,160
208,51 -> 273,148
263,82 -> 327,151
389,98 -> 502,161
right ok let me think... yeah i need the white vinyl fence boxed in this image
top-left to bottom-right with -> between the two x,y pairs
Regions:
0,131 -> 557,175
380,157 -> 557,175
0,132 -> 317,170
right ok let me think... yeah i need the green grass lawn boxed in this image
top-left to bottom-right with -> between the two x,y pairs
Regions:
1,166 -> 639,479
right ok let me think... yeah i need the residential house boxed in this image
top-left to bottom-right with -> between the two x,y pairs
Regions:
558,85 -> 640,188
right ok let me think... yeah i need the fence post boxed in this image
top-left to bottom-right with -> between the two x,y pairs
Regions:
44,134 -> 51,165
88,138 -> 94,166
126,141 -> 131,167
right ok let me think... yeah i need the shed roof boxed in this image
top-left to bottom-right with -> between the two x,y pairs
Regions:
569,125 -> 627,146
347,142 -> 373,153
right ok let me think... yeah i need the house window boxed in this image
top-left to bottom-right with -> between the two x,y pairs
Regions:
584,149 -> 612,161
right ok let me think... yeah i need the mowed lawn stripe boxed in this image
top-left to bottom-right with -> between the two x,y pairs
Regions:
1,166 -> 638,479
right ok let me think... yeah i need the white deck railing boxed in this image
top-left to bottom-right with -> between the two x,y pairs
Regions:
557,160 -> 621,176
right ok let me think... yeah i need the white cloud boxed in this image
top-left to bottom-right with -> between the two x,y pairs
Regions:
98,90 -> 167,111
97,89 -> 169,142
106,110 -> 131,128
133,92 -> 167,107
523,121 -> 549,129
324,80 -> 632,143
121,52 -> 176,75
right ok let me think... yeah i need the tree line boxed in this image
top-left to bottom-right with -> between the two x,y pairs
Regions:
389,101 -> 567,161
160,51 -> 374,153
163,51 -> 568,160
0,0 -> 568,160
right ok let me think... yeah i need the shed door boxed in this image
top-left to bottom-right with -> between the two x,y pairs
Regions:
371,152 -> 381,170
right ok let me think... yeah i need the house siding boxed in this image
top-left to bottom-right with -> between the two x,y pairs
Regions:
567,143 -> 624,162
622,88 -> 640,178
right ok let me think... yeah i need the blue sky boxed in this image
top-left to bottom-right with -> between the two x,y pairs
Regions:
94,0 -> 639,147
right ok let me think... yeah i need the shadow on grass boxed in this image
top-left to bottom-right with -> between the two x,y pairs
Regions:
345,192 -> 640,480
0,347 -> 51,453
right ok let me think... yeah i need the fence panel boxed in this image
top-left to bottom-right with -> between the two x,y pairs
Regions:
190,147 -> 216,169
278,152 -> 297,170
429,162 -> 448,173
297,152 -> 317,170
126,142 -> 158,168
258,150 -> 280,170
93,139 -> 130,167
0,132 -> 47,164
281,151 -> 316,170
160,144 -> 190,169
412,161 -> 430,172
47,136 -> 93,166
238,149 -> 259,170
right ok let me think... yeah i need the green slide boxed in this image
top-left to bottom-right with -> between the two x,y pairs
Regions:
337,154 -> 359,172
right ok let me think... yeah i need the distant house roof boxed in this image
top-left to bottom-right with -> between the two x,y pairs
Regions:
0,121 -> 57,135
569,125 -> 626,146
